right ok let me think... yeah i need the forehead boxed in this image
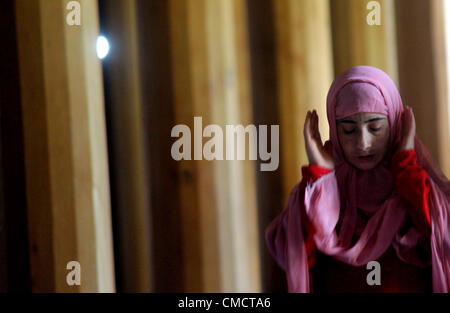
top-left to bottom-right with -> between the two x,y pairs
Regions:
337,112 -> 387,123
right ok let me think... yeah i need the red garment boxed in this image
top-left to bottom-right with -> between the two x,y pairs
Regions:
299,149 -> 432,292
391,149 -> 431,237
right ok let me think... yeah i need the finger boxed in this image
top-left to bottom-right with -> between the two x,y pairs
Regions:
402,108 -> 409,131
311,110 -> 316,132
314,111 -> 320,137
308,111 -> 313,130
313,112 -> 322,145
311,110 -> 316,137
304,111 -> 311,137
411,107 -> 416,121
408,107 -> 414,121
313,110 -> 318,134
314,111 -> 320,138
409,107 -> 416,129
403,106 -> 409,122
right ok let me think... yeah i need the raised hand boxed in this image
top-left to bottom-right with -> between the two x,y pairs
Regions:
303,110 -> 334,170
398,105 -> 416,152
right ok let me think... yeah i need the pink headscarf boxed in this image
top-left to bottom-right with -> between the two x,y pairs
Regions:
265,65 -> 450,292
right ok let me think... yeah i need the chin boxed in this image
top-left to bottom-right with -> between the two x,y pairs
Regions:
352,159 -> 383,170
349,156 -> 381,170
354,163 -> 377,170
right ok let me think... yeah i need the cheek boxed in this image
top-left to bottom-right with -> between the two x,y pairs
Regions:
374,130 -> 390,150
337,133 -> 354,156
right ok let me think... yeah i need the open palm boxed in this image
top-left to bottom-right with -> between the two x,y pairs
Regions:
303,110 -> 334,170
398,106 -> 416,152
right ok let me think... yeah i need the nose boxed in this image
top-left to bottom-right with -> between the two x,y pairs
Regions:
356,128 -> 371,152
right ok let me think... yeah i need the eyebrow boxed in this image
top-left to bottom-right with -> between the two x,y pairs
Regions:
338,117 -> 386,124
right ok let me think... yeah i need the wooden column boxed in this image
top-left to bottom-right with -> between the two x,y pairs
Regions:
396,0 -> 450,177
168,0 -> 216,292
205,0 -> 261,292
247,0 -> 334,292
168,0 -> 260,292
99,0 -> 153,292
247,0 -> 286,293
273,0 -> 334,206
135,0 -> 185,292
330,0 -> 398,83
15,0 -> 115,292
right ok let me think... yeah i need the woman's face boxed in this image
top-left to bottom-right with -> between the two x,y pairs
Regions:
337,112 -> 390,170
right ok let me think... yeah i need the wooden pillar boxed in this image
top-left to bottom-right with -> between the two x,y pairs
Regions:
168,0 -> 260,292
205,0 -> 261,292
330,0 -> 398,83
135,0 -> 185,292
247,0 -> 286,293
168,0 -> 215,292
247,0 -> 333,292
396,0 -> 450,177
273,0 -> 334,206
99,0 -> 153,293
15,0 -> 115,292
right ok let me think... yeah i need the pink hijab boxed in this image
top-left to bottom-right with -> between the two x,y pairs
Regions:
265,65 -> 450,292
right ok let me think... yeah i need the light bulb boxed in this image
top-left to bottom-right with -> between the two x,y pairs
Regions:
96,35 -> 110,60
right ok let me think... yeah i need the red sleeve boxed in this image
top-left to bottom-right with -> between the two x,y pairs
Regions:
300,165 -> 333,269
391,149 -> 431,237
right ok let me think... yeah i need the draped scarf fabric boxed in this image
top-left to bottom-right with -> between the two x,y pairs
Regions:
265,65 -> 450,292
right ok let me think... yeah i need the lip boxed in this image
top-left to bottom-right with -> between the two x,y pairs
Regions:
357,154 -> 375,162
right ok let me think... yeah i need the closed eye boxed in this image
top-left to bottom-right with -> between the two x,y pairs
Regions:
344,127 -> 381,134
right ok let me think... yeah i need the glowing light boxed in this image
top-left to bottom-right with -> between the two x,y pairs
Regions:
96,36 -> 110,60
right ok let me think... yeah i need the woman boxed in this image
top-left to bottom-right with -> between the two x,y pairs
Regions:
265,65 -> 450,293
